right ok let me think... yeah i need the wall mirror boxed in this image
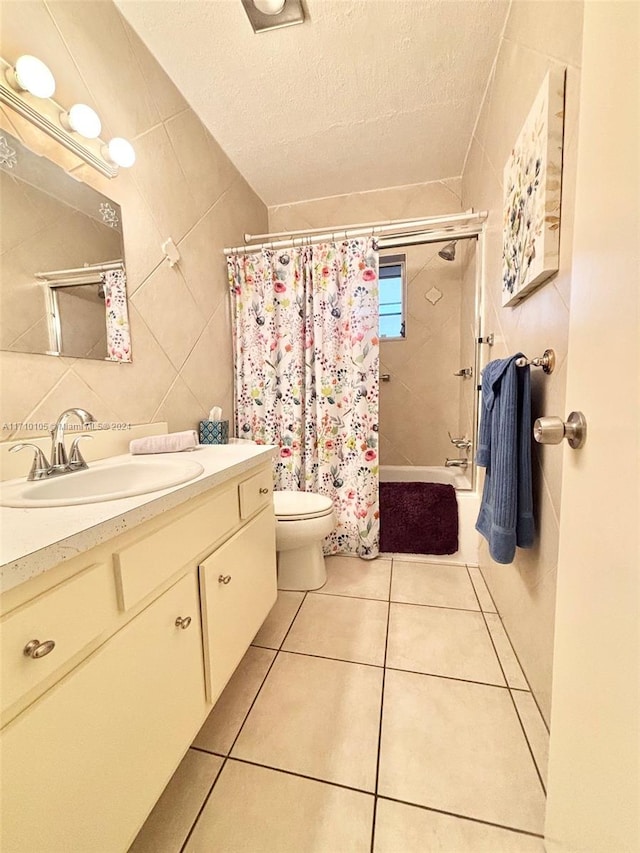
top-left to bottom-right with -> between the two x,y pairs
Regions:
0,130 -> 132,362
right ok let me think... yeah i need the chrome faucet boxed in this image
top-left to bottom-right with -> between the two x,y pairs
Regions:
445,458 -> 469,468
49,408 -> 96,471
10,408 -> 96,481
448,432 -> 472,452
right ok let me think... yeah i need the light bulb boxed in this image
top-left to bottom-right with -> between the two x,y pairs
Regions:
11,55 -> 56,98
103,137 -> 136,168
254,0 -> 286,14
62,104 -> 102,139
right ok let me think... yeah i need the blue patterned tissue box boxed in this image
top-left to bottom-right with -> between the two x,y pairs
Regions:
199,420 -> 229,445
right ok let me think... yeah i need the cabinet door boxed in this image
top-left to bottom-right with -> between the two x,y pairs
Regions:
0,572 -> 206,853
200,507 -> 277,703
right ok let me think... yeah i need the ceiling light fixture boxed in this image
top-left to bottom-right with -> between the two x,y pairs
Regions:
7,55 -> 56,99
103,137 -> 136,168
60,103 -> 102,139
253,0 -> 286,14
241,0 -> 304,33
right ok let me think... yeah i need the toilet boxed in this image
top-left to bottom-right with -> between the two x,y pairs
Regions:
273,490 -> 336,591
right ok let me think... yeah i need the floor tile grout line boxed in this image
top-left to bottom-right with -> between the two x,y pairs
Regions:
293,587 -> 487,614
474,564 -> 549,731
465,565 -> 547,797
174,752 -> 225,853
369,557 -> 394,853
389,598 -> 484,614
466,564 -> 498,613
188,749 -> 545,841
249,645 -> 530,691
378,794 -> 546,840
179,753 -> 228,852
509,690 -> 548,796
313,590 -> 390,603
226,754 -> 375,797
276,647 -> 385,670
178,620 -> 290,853
480,598 -> 551,733
385,665 -> 508,690
484,598 -> 551,736
277,590 -> 308,650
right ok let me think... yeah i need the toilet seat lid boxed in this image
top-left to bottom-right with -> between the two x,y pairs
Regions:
273,490 -> 334,519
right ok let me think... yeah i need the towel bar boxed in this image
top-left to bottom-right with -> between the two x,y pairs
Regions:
515,349 -> 555,374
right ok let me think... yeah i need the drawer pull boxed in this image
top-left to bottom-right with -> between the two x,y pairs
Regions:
218,574 -> 232,585
259,487 -> 270,495
23,639 -> 56,659
174,616 -> 192,630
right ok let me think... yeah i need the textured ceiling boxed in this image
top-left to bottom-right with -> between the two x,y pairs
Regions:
116,0 -> 509,205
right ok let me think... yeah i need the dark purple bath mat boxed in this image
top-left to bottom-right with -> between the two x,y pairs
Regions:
379,482 -> 459,555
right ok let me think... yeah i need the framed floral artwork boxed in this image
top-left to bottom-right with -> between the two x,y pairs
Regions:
502,67 -> 566,307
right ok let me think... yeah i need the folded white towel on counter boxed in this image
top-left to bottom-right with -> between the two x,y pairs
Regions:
130,430 -> 198,455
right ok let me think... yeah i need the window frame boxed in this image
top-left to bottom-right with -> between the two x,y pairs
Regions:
378,253 -> 407,341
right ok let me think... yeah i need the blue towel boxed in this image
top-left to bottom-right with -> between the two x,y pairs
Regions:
475,354 -> 535,564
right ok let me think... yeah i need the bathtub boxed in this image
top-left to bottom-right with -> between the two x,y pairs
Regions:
379,464 -> 471,490
379,465 -> 480,565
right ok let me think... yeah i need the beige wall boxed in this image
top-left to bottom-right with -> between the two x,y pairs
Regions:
0,0 -> 267,440
462,0 -> 584,723
269,180 -> 470,467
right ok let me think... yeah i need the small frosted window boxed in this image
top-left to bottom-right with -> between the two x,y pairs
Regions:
379,256 -> 406,339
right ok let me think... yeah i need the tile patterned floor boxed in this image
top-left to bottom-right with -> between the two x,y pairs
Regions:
130,557 -> 549,853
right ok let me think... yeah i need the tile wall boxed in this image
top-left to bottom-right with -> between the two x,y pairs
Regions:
0,0 -> 267,440
461,0 -> 584,722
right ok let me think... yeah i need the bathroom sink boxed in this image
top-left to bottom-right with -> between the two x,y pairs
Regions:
0,455 -> 205,508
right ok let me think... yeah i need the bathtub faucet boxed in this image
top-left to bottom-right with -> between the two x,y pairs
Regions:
445,458 -> 469,468
448,432 -> 472,451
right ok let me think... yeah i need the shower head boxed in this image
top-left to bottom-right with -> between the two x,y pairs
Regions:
438,241 -> 457,262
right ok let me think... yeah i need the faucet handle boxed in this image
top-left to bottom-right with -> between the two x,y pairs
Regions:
448,432 -> 471,449
69,435 -> 93,470
9,443 -> 51,480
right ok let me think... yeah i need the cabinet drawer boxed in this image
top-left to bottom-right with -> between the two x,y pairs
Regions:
114,485 -> 239,610
0,572 -> 206,853
199,507 -> 277,703
238,467 -> 273,520
0,562 -> 117,716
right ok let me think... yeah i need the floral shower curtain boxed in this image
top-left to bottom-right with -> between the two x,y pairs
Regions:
228,239 -> 380,557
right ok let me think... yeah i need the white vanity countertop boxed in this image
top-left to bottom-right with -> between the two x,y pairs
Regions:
0,443 -> 277,594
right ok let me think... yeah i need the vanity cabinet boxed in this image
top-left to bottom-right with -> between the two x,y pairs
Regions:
200,507 -> 277,703
1,572 -> 205,853
0,460 -> 276,853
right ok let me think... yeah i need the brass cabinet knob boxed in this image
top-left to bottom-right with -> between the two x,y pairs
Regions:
23,639 -> 56,658
259,487 -> 270,494
174,616 -> 192,630
218,574 -> 232,585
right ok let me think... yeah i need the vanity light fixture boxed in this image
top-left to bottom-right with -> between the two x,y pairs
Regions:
6,55 -> 55,99
102,137 -> 136,168
60,103 -> 102,139
241,0 -> 305,33
0,53 -> 134,178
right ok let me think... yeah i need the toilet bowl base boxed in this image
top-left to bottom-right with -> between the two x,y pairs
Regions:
277,542 -> 327,591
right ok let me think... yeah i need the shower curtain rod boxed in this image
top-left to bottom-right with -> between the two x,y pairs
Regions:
224,211 -> 487,255
35,260 -> 124,280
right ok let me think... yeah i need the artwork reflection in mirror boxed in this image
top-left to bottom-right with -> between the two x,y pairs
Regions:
0,130 -> 131,362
